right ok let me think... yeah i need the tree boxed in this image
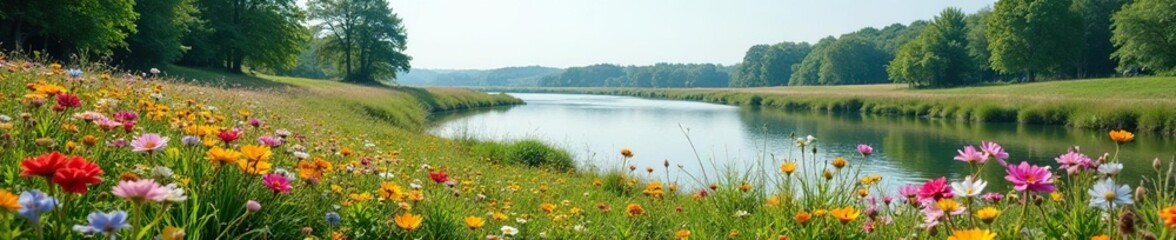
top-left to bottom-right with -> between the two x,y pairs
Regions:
114,0 -> 200,69
310,0 -> 411,84
759,42 -> 811,86
730,45 -> 770,87
182,0 -> 309,72
790,37 -> 836,86
818,36 -> 890,85
888,8 -> 975,88
1110,0 -> 1176,75
0,0 -> 138,56
1072,0 -> 1123,78
986,0 -> 1084,81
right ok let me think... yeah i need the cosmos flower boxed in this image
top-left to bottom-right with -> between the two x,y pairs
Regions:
246,200 -> 261,213
917,177 -> 953,202
857,144 -> 873,156
954,146 -> 987,164
112,179 -> 170,203
130,133 -> 169,153
1097,163 -> 1123,176
1088,178 -> 1132,210
1004,162 -> 1055,193
978,141 -> 1008,165
1055,151 -> 1094,175
261,173 -> 293,194
951,176 -> 987,198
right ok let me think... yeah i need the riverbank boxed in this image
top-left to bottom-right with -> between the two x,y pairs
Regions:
477,77 -> 1176,135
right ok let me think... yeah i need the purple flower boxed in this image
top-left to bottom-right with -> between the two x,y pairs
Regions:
979,141 -> 1008,166
953,146 -> 987,164
72,210 -> 131,236
1005,162 -> 1056,193
981,192 -> 1004,203
181,135 -> 201,146
130,133 -> 168,153
857,144 -> 873,156
113,111 -> 138,123
898,184 -> 919,199
18,190 -> 58,224
249,118 -> 263,128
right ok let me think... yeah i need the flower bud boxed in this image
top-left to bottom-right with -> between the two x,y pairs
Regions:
1119,210 -> 1137,235
246,200 -> 261,213
1136,186 -> 1147,201
1141,230 -> 1156,240
1154,158 -> 1163,171
1032,195 -> 1044,206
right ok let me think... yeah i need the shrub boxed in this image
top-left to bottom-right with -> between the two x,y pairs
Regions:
507,140 -> 575,171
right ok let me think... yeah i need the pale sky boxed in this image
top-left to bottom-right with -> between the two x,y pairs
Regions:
389,0 -> 996,69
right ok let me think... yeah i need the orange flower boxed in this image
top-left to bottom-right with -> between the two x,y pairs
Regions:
1109,129 -> 1134,143
620,148 -> 633,158
464,216 -> 485,230
780,162 -> 796,175
675,229 -> 690,239
207,147 -> 241,166
830,207 -> 860,224
0,189 -> 19,211
832,157 -> 847,169
539,203 -> 556,214
794,210 -> 812,224
379,182 -> 405,201
393,213 -> 423,231
947,228 -> 996,240
626,203 -> 644,217
1159,206 -> 1176,228
1090,235 -> 1109,240
298,158 -> 333,180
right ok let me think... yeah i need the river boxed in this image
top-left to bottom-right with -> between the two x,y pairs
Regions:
429,93 -> 1174,192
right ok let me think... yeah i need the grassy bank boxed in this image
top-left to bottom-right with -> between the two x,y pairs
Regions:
2,59 -> 1175,240
480,77 -> 1176,135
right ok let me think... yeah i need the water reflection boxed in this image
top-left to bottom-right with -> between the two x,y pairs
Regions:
430,93 -> 1174,192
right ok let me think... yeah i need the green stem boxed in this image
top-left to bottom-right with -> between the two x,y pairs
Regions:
1011,192 -> 1030,239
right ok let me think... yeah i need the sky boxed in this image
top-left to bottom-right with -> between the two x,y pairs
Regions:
389,0 -> 997,70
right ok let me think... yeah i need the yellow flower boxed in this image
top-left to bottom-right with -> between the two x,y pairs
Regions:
34,84 -> 66,96
626,203 -> 644,217
766,196 -> 781,207
298,158 -> 333,180
738,182 -> 752,192
464,216 -> 485,230
830,207 -> 860,224
393,213 -> 423,231
379,182 -> 405,201
832,157 -> 847,169
407,190 -> 424,202
822,169 -> 834,180
621,148 -> 633,158
856,189 -> 869,198
0,189 -> 19,211
540,203 -> 556,214
207,147 -> 242,166
159,227 -> 185,240
1090,234 -> 1109,240
236,159 -> 272,175
947,228 -> 996,240
240,145 -> 272,162
936,199 -> 962,213
860,175 -> 882,186
349,192 -> 373,202
643,181 -> 665,199
492,212 -> 508,221
975,207 -> 1001,223
675,229 -> 690,239
1050,192 -> 1064,202
1109,129 -> 1134,143
814,209 -> 828,217
781,162 -> 797,175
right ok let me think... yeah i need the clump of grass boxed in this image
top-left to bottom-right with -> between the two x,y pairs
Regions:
508,140 -> 575,171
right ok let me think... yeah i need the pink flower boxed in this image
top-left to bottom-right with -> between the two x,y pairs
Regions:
917,177 -> 953,202
953,146 -> 987,164
261,174 -> 292,194
257,136 -> 282,147
94,117 -> 123,131
857,144 -> 873,156
246,200 -> 261,212
130,133 -> 168,153
897,184 -> 919,199
112,179 -> 170,202
249,118 -> 263,128
980,141 -> 1008,165
1005,162 -> 1055,193
1055,151 -> 1093,175
113,111 -> 138,123
981,192 -> 1004,203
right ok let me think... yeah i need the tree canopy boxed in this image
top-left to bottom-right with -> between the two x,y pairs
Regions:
888,8 -> 976,88
1110,0 -> 1176,75
985,0 -> 1084,81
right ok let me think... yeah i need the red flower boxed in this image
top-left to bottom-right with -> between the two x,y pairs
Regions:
429,171 -> 448,183
52,158 -> 103,194
218,129 -> 242,143
21,152 -> 70,179
56,93 -> 81,108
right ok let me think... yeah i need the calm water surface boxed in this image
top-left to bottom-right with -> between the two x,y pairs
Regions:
430,93 -> 1175,191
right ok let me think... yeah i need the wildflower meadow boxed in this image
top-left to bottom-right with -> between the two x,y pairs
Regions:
1,56 -> 1176,240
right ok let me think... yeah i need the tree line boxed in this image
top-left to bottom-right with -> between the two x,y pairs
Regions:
0,0 -> 411,85
735,0 -> 1176,88
537,63 -> 731,88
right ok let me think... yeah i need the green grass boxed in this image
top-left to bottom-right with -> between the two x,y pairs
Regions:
482,77 -> 1176,134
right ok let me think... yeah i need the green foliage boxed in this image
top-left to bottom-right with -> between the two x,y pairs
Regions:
1111,0 -> 1176,75
789,37 -> 836,86
397,66 -> 562,87
888,8 -> 976,88
114,0 -> 200,69
182,0 -> 309,72
309,0 -> 412,84
817,36 -> 890,85
0,0 -> 138,56
986,0 -> 1084,81
730,42 -> 811,87
538,63 -> 729,88
507,140 -> 575,171
1072,0 -> 1124,78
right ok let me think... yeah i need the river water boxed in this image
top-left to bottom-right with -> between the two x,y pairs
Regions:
429,93 -> 1174,191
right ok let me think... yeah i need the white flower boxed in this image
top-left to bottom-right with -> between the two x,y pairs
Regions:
539,232 -> 547,238
293,151 -> 310,160
410,180 -> 423,190
164,184 -> 188,202
151,166 -> 174,179
1097,163 -> 1123,176
420,164 -> 431,170
950,176 -> 987,197
734,210 -> 750,218
0,114 -> 10,122
149,68 -> 161,74
1088,178 -> 1132,210
573,224 -> 586,232
364,142 -> 376,148
796,135 -> 817,147
501,226 -> 518,236
516,218 -> 528,224
379,172 -> 395,179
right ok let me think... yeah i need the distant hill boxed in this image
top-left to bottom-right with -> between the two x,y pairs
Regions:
397,66 -> 563,87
